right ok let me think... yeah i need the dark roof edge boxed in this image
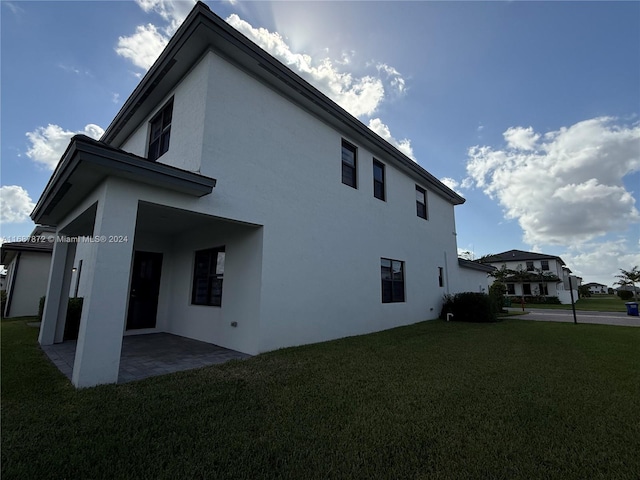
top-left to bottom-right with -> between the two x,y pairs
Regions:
101,2 -> 465,206
458,258 -> 496,273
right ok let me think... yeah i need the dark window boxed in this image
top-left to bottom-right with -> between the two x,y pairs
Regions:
373,159 -> 385,201
507,283 -> 515,295
523,284 -> 532,295
541,260 -> 549,271
438,267 -> 444,287
341,140 -> 357,188
416,185 -> 427,219
148,98 -> 173,161
526,261 -> 534,271
538,283 -> 549,295
381,258 -> 405,303
192,246 -> 225,306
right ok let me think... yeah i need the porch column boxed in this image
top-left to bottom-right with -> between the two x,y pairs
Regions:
39,240 -> 76,345
72,185 -> 137,388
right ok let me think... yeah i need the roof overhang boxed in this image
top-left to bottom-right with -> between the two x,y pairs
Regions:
458,258 -> 496,273
31,135 -> 216,226
101,2 -> 464,206
1,241 -> 54,264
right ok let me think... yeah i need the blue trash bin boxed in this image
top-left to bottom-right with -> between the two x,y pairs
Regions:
625,302 -> 639,316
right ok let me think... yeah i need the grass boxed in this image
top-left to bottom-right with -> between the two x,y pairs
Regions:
517,295 -> 630,312
2,317 -> 639,480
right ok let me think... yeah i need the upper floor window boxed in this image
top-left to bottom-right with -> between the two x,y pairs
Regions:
381,258 -> 405,303
148,98 -> 173,161
373,159 -> 385,201
526,261 -> 534,271
192,246 -> 225,307
416,185 -> 428,219
341,140 -> 357,188
541,260 -> 549,271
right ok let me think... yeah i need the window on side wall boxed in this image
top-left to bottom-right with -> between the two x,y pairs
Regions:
341,140 -> 357,188
192,246 -> 225,306
438,267 -> 444,287
526,261 -> 534,271
381,258 -> 405,303
148,98 -> 174,161
522,284 -> 532,295
541,260 -> 549,271
416,185 -> 427,219
373,159 -> 385,201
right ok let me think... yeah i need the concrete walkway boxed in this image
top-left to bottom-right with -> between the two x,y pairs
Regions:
41,333 -> 252,384
506,307 -> 640,327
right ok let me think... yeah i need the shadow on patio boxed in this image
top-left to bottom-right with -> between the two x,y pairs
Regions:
41,333 -> 252,384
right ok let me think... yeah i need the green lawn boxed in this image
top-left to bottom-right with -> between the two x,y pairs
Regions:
518,295 -> 630,312
2,317 -> 639,479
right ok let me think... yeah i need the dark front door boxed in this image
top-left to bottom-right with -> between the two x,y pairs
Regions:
127,251 -> 163,330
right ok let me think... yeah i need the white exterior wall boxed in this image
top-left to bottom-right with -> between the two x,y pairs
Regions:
5,252 -> 52,317
103,51 -> 463,354
453,266 -> 490,294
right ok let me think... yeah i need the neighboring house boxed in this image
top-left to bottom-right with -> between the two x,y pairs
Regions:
584,282 -> 608,295
1,226 -> 55,318
481,250 -> 581,304
456,259 -> 495,294
35,2 -> 476,388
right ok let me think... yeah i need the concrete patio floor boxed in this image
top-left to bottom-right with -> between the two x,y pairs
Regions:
41,333 -> 252,384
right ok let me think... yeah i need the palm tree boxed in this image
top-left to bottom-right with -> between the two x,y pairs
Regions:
615,266 -> 640,301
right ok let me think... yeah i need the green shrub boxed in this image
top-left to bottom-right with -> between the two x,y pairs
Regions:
439,294 -> 455,320
449,292 -> 497,323
489,282 -> 507,313
617,290 -> 634,301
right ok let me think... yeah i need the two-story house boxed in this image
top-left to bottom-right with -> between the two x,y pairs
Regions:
481,250 -> 581,304
34,2 -> 478,388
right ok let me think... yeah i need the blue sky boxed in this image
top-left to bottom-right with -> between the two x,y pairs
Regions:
1,0 -> 639,287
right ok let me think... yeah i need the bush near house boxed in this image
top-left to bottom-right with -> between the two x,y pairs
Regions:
441,292 -> 498,322
0,290 -> 6,318
522,296 -> 561,305
617,290 -> 634,301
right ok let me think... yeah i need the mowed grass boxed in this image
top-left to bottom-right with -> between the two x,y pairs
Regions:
522,295 -> 630,312
2,317 -> 639,480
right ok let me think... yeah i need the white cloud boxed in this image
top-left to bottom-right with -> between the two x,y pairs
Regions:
135,0 -> 194,35
464,117 -> 640,246
368,118 -> 414,160
562,240 -> 640,287
225,14 -> 404,118
440,177 -> 464,197
0,186 -> 35,223
115,24 -> 169,70
503,126 -> 540,151
25,124 -> 104,170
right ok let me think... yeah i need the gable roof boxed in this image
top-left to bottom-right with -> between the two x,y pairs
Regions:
481,250 -> 566,266
458,258 -> 496,273
101,1 -> 464,206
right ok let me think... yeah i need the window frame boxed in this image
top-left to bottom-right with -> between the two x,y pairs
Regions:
526,261 -> 535,271
341,139 -> 357,188
373,159 -> 386,201
416,185 -> 428,220
541,260 -> 550,271
381,257 -> 405,303
148,97 -> 174,162
191,246 -> 225,307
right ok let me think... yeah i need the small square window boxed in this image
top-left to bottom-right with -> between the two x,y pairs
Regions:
342,140 -> 357,188
416,185 -> 427,219
526,261 -> 534,271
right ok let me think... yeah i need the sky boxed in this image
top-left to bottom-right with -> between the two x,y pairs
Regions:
1,0 -> 639,288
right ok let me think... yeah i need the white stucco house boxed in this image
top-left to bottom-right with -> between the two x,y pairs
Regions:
584,282 -> 608,295
481,250 -> 581,305
35,2 -> 482,388
1,226 -> 55,318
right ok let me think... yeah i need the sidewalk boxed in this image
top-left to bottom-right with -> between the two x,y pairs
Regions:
505,307 -> 640,327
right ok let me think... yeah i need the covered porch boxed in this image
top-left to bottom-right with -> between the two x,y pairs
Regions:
32,135 -> 262,388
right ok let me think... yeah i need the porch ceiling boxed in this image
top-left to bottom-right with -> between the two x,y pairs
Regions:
31,135 -> 216,227
135,201 -> 261,236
